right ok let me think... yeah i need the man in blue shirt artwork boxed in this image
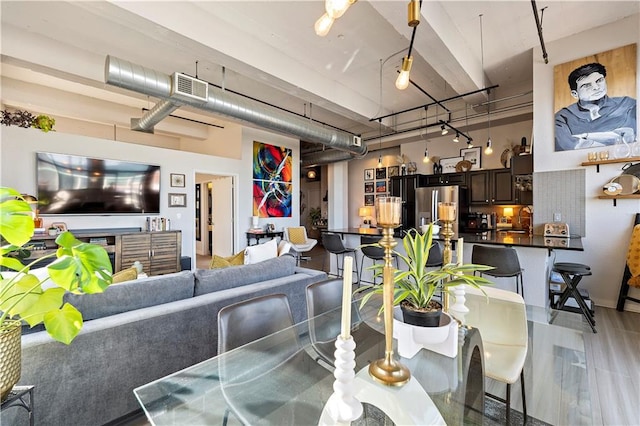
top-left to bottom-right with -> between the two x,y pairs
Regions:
555,62 -> 636,151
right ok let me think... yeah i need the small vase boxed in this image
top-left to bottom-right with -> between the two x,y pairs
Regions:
0,321 -> 22,402
613,139 -> 631,159
400,305 -> 442,327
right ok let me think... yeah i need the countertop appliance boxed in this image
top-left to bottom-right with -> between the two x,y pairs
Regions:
544,222 -> 570,237
463,212 -> 496,231
415,185 -> 468,231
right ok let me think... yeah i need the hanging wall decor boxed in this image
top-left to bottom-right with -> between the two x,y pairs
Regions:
554,44 -> 637,152
252,141 -> 293,218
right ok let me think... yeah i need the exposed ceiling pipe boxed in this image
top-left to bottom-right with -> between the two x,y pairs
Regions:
104,55 -> 367,158
300,149 -> 359,168
132,99 -> 180,133
531,1 -> 549,64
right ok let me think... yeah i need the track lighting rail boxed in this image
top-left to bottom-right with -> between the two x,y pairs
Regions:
370,84 -> 498,122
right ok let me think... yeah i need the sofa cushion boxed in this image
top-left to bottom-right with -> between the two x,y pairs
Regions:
63,270 -> 195,321
194,255 -> 296,295
210,251 -> 245,269
243,239 -> 278,264
112,267 -> 138,283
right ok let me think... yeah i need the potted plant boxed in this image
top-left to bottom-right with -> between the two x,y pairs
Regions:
308,207 -> 322,226
357,224 -> 493,327
0,187 -> 113,401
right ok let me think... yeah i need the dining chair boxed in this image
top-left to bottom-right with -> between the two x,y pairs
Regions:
321,232 -> 360,283
471,245 -> 524,297
284,226 -> 317,265
464,285 -> 528,424
305,279 -> 381,369
217,293 -> 326,425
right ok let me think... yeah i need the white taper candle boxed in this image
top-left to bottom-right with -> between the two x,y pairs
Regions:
457,238 -> 464,265
341,256 -> 354,339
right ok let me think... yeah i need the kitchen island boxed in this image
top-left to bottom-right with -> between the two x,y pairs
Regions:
324,228 -> 584,311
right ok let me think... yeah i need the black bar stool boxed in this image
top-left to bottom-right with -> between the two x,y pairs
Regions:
359,235 -> 399,285
321,233 -> 360,284
551,262 -> 596,333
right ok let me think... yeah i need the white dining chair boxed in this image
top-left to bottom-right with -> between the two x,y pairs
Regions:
464,285 -> 528,424
284,226 -> 317,265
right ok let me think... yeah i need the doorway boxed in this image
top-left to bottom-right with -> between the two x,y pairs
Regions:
195,173 -> 235,264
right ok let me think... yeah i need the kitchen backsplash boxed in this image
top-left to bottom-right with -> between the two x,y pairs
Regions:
533,169 -> 586,237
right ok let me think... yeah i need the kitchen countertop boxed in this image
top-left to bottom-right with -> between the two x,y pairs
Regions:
325,228 -> 584,251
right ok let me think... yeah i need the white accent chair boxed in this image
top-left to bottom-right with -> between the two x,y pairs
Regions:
464,285 -> 528,424
284,226 -> 317,265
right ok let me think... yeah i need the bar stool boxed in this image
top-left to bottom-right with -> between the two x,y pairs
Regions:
359,235 -> 398,284
321,233 -> 360,283
471,245 -> 524,297
551,262 -> 595,333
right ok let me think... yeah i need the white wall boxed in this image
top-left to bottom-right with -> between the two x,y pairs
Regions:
533,13 -> 640,311
0,125 -> 300,262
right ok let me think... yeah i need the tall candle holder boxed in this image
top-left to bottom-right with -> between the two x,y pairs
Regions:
438,202 -> 457,313
368,196 -> 411,387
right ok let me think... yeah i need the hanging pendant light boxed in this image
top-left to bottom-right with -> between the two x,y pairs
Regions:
314,13 -> 335,36
377,118 -> 384,169
485,139 -> 493,155
422,148 -> 430,163
395,56 -> 413,90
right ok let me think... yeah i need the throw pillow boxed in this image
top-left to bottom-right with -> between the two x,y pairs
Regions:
278,240 -> 292,256
210,251 -> 245,269
112,267 -> 138,284
244,238 -> 278,264
287,227 -> 307,244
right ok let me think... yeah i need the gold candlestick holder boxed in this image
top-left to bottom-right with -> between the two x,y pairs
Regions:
369,196 -> 410,386
440,218 -> 455,313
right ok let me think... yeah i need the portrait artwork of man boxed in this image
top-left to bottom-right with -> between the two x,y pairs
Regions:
554,44 -> 637,151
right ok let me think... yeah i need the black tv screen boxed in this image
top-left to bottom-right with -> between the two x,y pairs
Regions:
36,152 -> 160,215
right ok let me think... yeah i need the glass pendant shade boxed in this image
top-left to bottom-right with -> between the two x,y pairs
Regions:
377,154 -> 383,169
395,56 -> 413,90
423,148 -> 430,163
484,138 -> 493,155
315,13 -> 334,36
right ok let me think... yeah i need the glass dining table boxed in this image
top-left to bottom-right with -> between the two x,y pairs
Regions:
134,292 -> 591,425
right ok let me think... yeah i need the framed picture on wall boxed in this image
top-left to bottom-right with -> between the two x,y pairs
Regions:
440,156 -> 463,174
460,147 -> 481,170
375,180 -> 387,193
364,168 -> 374,181
364,194 -> 374,206
388,165 -> 400,177
365,181 -> 374,193
375,167 -> 387,180
169,193 -> 187,207
170,173 -> 186,187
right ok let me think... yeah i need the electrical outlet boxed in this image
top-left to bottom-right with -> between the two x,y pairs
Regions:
553,212 -> 562,222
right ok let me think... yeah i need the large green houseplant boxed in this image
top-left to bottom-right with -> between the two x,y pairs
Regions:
358,224 -> 493,326
0,187 -> 113,400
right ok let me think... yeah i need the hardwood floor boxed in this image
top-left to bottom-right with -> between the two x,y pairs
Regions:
163,246 -> 640,425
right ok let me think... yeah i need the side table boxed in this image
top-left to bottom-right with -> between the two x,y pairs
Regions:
1,385 -> 34,426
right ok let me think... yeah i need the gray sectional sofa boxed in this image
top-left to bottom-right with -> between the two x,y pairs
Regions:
2,255 -> 326,426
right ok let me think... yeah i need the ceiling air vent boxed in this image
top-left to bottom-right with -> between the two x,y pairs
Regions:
171,72 -> 208,102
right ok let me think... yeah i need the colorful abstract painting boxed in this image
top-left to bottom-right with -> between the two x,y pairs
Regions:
252,141 -> 292,217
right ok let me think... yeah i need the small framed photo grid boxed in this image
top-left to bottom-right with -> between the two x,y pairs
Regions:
375,180 -> 387,193
170,173 -> 186,187
169,193 -> 187,207
375,167 -> 387,180
365,181 -> 375,193
364,194 -> 374,206
364,168 -> 374,181
388,165 -> 399,177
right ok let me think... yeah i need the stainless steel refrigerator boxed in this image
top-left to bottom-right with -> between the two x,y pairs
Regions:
414,185 -> 468,231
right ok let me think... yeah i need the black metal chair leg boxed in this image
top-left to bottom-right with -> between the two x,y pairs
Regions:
506,383 -> 512,425
521,370 -> 527,422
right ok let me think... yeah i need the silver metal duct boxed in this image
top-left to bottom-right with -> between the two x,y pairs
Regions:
300,149 -> 364,168
132,99 -> 180,133
105,55 -> 367,157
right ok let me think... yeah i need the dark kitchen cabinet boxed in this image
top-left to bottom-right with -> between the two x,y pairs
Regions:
418,173 -> 467,187
389,175 -> 417,231
469,169 -> 516,205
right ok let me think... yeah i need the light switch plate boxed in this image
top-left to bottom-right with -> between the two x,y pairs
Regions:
553,212 -> 562,222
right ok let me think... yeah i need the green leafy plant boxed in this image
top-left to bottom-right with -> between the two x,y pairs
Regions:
357,224 -> 493,315
32,115 -> 56,132
309,207 -> 322,224
0,187 -> 112,344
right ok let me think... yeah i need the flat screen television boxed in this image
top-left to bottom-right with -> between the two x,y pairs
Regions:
36,152 -> 160,215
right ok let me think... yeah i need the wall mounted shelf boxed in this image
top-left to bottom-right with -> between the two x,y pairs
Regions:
597,194 -> 640,206
580,156 -> 640,173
